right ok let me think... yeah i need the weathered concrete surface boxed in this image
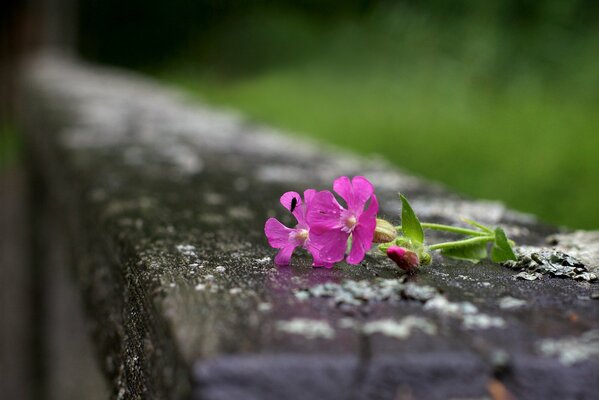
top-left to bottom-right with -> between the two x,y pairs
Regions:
19,54 -> 599,399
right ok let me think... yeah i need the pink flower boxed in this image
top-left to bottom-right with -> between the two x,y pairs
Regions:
307,176 -> 379,264
387,246 -> 420,272
264,190 -> 331,267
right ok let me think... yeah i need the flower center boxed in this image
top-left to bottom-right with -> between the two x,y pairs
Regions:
344,215 -> 357,232
295,229 -> 309,242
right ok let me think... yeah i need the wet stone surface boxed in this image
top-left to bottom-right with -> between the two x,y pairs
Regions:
21,55 -> 599,399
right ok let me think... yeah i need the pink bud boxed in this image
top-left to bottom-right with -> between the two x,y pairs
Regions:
387,246 -> 420,272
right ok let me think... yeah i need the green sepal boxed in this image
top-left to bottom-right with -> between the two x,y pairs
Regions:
440,241 -> 488,263
378,242 -> 393,253
395,236 -> 412,247
378,235 -> 413,253
419,251 -> 432,265
400,194 -> 424,245
491,227 -> 517,262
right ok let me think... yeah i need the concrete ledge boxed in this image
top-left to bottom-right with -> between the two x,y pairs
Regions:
20,53 -> 599,399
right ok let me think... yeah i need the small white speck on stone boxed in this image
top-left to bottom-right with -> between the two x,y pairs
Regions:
514,271 -> 543,281
462,314 -> 505,330
276,318 -> 335,339
169,283 -> 176,288
258,302 -> 272,312
215,266 -> 226,273
362,317 -> 437,339
176,244 -> 197,257
294,291 -> 310,301
189,263 -> 199,267
255,256 -> 271,264
204,274 -> 215,282
229,287 -> 242,295
481,282 -> 491,287
195,283 -> 206,291
498,296 -> 527,310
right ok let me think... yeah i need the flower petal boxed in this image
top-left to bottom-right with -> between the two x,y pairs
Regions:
264,218 -> 293,248
350,176 -> 374,212
309,228 -> 349,263
333,176 -> 374,213
306,190 -> 344,233
347,195 -> 378,264
360,193 -> 379,220
275,243 -> 297,266
332,176 -> 352,207
347,224 -> 373,264
298,189 -> 317,225
305,244 -> 334,268
280,191 -> 303,223
303,189 -> 316,205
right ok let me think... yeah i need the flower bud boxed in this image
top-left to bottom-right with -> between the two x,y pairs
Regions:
373,218 -> 397,243
387,246 -> 420,272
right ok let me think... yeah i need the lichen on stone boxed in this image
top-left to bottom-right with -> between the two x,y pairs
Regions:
498,296 -> 527,310
275,318 -> 335,339
537,330 -> 599,365
361,317 -> 437,339
504,246 -> 597,281
423,296 -> 505,330
294,278 -> 438,307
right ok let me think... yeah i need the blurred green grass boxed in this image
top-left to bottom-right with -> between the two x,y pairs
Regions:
157,6 -> 599,229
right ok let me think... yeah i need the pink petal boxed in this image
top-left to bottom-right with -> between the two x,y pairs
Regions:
347,195 -> 378,264
303,189 -> 316,205
350,176 -> 374,211
305,244 -> 333,268
309,228 -> 349,263
347,224 -> 374,264
332,176 -> 352,207
264,218 -> 293,248
296,189 -> 317,226
275,243 -> 297,266
360,193 -> 379,220
280,191 -> 303,223
306,190 -> 344,233
333,176 -> 374,213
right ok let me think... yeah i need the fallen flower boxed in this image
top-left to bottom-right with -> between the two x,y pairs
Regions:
308,176 -> 379,264
264,190 -> 331,267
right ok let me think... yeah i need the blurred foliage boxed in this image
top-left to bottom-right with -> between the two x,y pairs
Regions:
0,124 -> 22,170
78,1 -> 599,229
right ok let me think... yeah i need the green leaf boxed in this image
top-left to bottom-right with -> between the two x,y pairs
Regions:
441,241 -> 488,263
400,194 -> 424,245
491,227 -> 517,262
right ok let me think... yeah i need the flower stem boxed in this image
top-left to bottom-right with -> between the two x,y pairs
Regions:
428,236 -> 494,251
396,223 -> 488,237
